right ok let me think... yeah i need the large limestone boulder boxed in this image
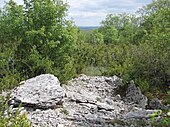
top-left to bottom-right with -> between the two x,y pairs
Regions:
8,74 -> 159,127
11,74 -> 65,109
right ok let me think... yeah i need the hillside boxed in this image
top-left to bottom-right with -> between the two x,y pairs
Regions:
79,26 -> 99,31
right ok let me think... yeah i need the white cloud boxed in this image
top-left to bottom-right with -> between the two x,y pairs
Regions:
66,0 -> 152,26
0,0 -> 23,8
1,0 -> 152,26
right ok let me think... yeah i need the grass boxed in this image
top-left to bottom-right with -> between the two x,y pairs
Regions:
60,108 -> 69,115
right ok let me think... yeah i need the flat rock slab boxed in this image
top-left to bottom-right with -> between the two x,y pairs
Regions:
11,74 -> 65,109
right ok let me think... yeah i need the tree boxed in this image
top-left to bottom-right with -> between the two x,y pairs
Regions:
0,0 -> 24,90
89,29 -> 104,44
100,13 -> 139,44
137,0 -> 170,90
99,0 -> 170,92
0,0 -> 78,87
138,0 -> 170,39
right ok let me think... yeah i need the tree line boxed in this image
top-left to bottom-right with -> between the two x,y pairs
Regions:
0,0 -> 170,93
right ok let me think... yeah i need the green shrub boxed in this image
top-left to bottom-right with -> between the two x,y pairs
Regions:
150,110 -> 170,127
82,66 -> 107,76
0,95 -> 31,127
0,74 -> 21,91
135,79 -> 150,93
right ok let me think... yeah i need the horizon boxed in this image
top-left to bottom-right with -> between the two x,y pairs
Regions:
0,0 -> 153,26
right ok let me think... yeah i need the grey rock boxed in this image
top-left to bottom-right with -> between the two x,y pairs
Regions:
125,81 -> 148,108
66,74 -> 122,100
148,98 -> 169,110
80,103 -> 98,111
105,75 -> 123,89
121,110 -> 162,127
8,74 -> 158,127
66,91 -> 97,104
123,109 -> 160,119
11,74 -> 64,109
28,109 -> 59,127
149,98 -> 162,109
96,102 -> 115,111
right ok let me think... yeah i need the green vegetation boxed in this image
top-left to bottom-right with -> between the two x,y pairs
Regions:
96,97 -> 102,102
77,0 -> 170,93
0,0 -> 78,88
150,110 -> 170,127
0,0 -> 169,92
60,107 -> 69,115
150,110 -> 162,121
0,95 -> 31,127
0,0 -> 169,90
0,0 -> 170,126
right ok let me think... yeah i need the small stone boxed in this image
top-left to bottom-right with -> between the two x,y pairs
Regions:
149,98 -> 162,109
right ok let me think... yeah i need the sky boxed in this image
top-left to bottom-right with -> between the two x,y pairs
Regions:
0,0 -> 153,26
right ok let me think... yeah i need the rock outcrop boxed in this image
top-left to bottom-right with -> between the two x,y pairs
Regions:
10,74 -> 65,109
125,81 -> 148,108
8,74 -> 161,127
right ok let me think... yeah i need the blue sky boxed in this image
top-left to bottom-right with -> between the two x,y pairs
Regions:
0,0 -> 153,26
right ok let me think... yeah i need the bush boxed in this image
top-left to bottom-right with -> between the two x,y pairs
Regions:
135,79 -> 150,93
0,74 -> 21,91
0,95 -> 31,127
150,110 -> 170,127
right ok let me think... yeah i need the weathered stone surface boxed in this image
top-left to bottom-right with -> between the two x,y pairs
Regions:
65,74 -> 122,99
121,109 -> 162,127
8,74 -> 159,127
25,74 -> 130,126
125,81 -> 148,108
123,109 -> 160,119
11,74 -> 64,109
149,98 -> 162,109
96,102 -> 115,111
28,109 -> 61,127
148,98 -> 169,110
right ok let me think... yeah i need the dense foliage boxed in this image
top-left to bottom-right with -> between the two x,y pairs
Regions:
0,0 -> 170,92
0,0 -> 78,89
75,0 -> 170,93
